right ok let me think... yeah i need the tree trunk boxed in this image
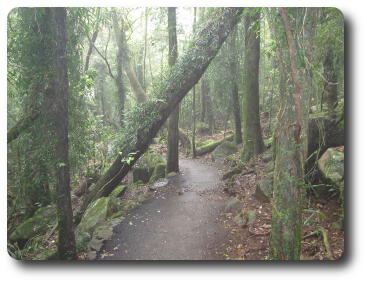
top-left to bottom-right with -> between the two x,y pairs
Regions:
229,27 -> 243,144
242,10 -> 264,161
84,29 -> 98,73
49,7 -> 76,259
111,12 -> 127,126
191,7 -> 198,158
200,78 -> 207,123
271,8 -> 305,260
111,11 -> 147,104
166,7 -> 179,173
79,8 -> 244,215
323,49 -> 338,116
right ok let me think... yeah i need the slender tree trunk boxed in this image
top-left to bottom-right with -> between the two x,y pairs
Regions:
111,11 -> 127,126
166,7 -> 180,173
200,76 -> 209,124
84,29 -> 98,73
79,8 -> 244,214
242,10 -> 264,161
200,80 -> 207,123
111,11 -> 147,104
49,7 -> 76,259
323,49 -> 338,116
229,27 -> 243,144
191,7 -> 198,158
271,8 -> 305,260
143,8 -> 148,91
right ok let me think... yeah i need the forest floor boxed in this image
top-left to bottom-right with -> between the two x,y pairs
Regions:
88,132 -> 343,260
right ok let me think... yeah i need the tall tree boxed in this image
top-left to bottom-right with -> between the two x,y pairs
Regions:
191,7 -> 198,158
111,11 -> 127,126
79,7 -> 244,214
49,7 -> 76,259
242,9 -> 265,161
111,10 -> 147,103
270,8 -> 305,260
228,27 -> 243,144
166,7 -> 180,173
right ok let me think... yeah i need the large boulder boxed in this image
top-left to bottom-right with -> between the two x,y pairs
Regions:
128,150 -> 165,184
308,114 -> 344,157
150,163 -> 166,183
10,205 -> 57,244
211,141 -> 238,162
75,196 -> 118,250
318,146 -> 344,184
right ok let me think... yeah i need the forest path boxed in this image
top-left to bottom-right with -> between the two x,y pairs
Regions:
97,158 -> 230,260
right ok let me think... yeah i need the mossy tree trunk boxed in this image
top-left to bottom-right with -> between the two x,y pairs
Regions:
242,10 -> 264,161
49,7 -> 76,259
79,8 -> 244,215
270,8 -> 306,260
166,7 -> 180,173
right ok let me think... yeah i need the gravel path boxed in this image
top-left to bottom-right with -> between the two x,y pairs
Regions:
97,159 -> 229,260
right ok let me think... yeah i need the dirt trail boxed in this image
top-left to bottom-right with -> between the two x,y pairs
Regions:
97,158 -> 230,260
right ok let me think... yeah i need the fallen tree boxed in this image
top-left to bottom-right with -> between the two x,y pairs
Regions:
196,134 -> 234,156
78,8 -> 245,217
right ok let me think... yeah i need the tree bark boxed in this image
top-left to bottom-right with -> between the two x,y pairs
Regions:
49,7 -> 76,259
242,10 -> 264,161
79,8 -> 244,215
229,27 -> 243,144
166,7 -> 180,173
270,8 -> 305,260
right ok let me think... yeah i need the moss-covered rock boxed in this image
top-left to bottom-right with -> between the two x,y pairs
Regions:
318,147 -> 344,184
75,196 -> 123,251
10,205 -> 57,243
136,149 -> 164,168
129,150 -> 165,184
150,163 -> 166,183
211,141 -> 238,161
75,197 -> 110,250
110,185 -> 127,198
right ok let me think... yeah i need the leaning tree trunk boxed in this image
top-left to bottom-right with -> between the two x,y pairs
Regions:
49,7 -> 76,259
242,10 -> 265,161
7,108 -> 41,144
79,8 -> 244,216
166,7 -> 180,173
271,8 -> 306,260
